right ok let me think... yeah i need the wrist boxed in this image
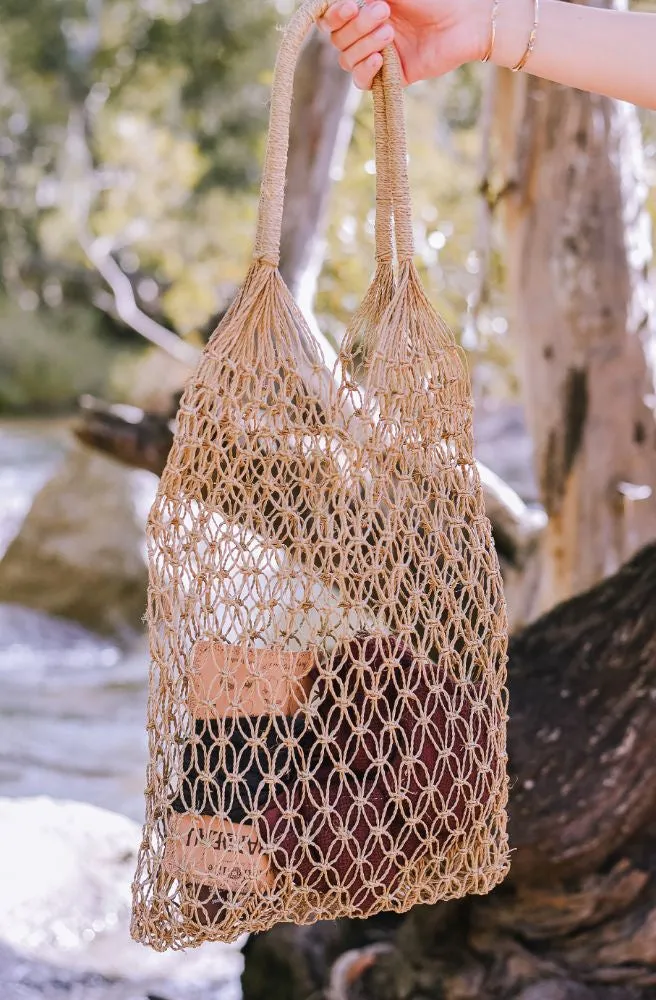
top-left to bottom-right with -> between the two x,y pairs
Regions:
478,0 -> 544,71
496,0 -> 536,70
471,0 -> 497,63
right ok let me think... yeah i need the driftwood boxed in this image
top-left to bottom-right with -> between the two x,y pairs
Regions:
74,398 -> 656,996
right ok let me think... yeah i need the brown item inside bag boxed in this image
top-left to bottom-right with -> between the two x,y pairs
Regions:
186,640 -> 314,718
164,640 -> 313,910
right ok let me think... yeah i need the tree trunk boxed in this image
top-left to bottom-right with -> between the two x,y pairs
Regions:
242,541 -> 656,1000
497,18 -> 656,612
279,27 -> 356,322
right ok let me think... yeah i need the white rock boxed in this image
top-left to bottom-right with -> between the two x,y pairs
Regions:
0,447 -> 155,637
0,797 -> 243,998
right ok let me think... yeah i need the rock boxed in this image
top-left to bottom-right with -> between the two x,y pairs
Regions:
0,420 -> 67,560
0,798 -> 243,1000
0,446 -> 155,637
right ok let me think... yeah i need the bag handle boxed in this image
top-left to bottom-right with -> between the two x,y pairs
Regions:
371,70 -> 394,265
371,47 -> 414,265
253,0 -> 414,268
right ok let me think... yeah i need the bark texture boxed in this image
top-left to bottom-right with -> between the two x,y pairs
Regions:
497,31 -> 656,611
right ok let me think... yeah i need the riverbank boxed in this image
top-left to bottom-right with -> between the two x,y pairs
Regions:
0,421 -> 244,999
0,798 -> 244,1000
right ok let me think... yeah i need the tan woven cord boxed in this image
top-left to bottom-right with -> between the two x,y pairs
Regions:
131,0 -> 510,951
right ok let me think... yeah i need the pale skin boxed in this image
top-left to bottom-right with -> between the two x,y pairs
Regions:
319,0 -> 656,112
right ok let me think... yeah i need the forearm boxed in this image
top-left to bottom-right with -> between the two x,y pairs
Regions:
491,0 -> 656,112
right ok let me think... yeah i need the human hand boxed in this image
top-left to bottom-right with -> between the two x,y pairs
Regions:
319,0 -> 489,89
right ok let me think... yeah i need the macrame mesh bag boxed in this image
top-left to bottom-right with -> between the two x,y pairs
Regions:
131,0 -> 510,951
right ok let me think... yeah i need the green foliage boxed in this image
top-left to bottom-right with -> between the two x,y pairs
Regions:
0,297 -> 134,414
0,0 -> 278,338
14,1 -> 656,412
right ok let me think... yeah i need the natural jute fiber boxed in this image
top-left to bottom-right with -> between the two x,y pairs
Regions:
131,0 -> 510,950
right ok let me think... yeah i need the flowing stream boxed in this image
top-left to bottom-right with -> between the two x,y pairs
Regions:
0,421 -> 243,1000
0,421 -> 149,819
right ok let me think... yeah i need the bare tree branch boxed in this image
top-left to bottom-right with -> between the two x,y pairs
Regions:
61,101 -> 200,368
79,230 -> 200,367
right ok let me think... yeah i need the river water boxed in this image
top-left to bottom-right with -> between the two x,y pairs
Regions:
0,421 -> 150,821
0,421 -> 243,1000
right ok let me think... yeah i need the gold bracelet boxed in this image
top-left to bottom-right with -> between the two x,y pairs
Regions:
512,0 -> 540,72
481,0 -> 501,63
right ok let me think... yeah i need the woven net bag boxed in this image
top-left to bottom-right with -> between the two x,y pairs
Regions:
131,0 -> 510,950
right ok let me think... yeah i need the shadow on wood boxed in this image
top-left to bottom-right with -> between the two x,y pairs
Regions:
242,543 -> 656,999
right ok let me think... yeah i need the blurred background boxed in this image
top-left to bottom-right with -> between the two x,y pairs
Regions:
1,0 -> 656,997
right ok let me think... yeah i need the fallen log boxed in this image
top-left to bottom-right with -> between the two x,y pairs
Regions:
73,395 -> 545,607
242,541 -> 656,999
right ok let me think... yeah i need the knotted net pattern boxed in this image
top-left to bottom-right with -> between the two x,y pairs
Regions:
131,0 -> 510,950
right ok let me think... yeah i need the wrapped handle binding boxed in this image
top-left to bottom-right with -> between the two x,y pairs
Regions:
372,49 -> 415,263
